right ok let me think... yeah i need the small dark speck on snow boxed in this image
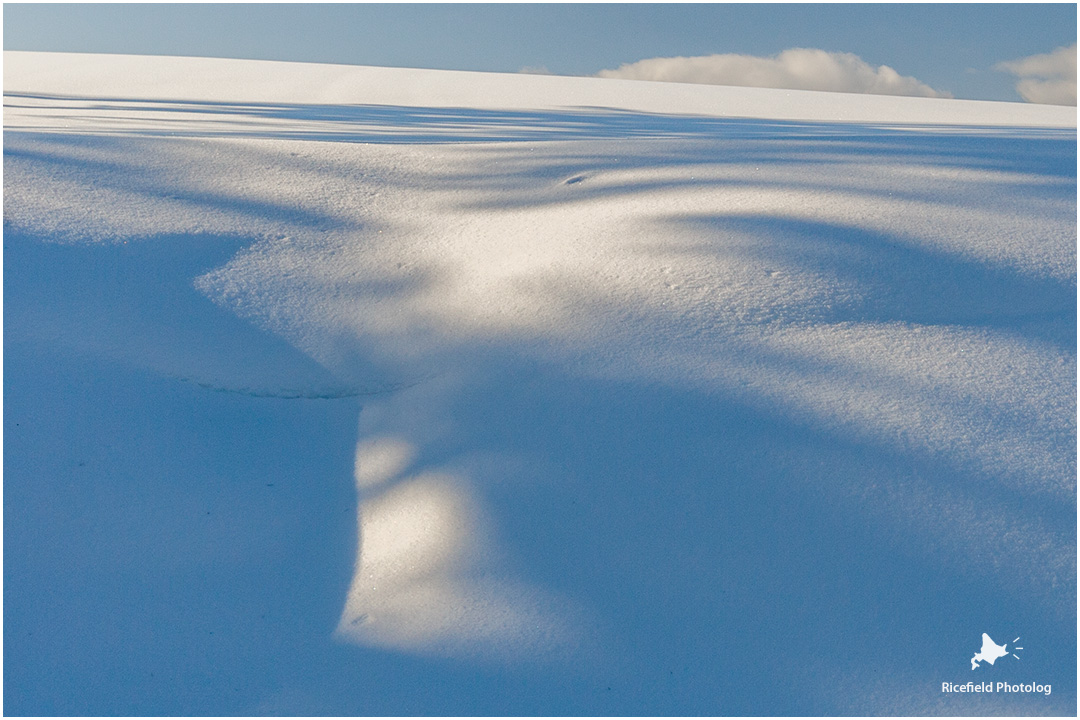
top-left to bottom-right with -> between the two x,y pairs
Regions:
564,175 -> 586,185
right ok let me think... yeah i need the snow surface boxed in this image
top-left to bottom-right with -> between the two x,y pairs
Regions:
4,52 -> 1076,715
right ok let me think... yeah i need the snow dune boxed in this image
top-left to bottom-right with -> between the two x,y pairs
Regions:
4,52 -> 1076,715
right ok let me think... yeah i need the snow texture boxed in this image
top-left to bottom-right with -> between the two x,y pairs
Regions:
4,52 -> 1076,716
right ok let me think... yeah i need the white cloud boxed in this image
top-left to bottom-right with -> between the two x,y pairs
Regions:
596,48 -> 951,98
995,44 -> 1076,106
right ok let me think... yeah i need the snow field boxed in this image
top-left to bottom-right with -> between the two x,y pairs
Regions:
4,52 -> 1076,715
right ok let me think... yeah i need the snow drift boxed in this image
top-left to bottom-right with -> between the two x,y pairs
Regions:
4,52 -> 1076,716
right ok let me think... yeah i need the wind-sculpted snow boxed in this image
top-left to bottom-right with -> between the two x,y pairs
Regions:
4,53 -> 1075,716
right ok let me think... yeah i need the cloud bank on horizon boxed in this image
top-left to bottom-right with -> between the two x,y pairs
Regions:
596,48 -> 951,98
996,43 -> 1077,106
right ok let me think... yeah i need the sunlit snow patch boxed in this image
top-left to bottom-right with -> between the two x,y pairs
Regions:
336,435 -> 575,661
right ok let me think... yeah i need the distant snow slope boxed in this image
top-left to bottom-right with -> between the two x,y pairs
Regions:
4,52 -> 1076,716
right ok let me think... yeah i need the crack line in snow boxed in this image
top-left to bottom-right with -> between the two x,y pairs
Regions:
172,373 -> 440,399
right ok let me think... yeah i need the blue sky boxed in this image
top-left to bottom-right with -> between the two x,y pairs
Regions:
4,3 -> 1077,102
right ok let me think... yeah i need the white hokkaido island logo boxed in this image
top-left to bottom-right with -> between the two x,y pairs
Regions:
971,633 -> 1023,670
941,633 -> 1049,696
